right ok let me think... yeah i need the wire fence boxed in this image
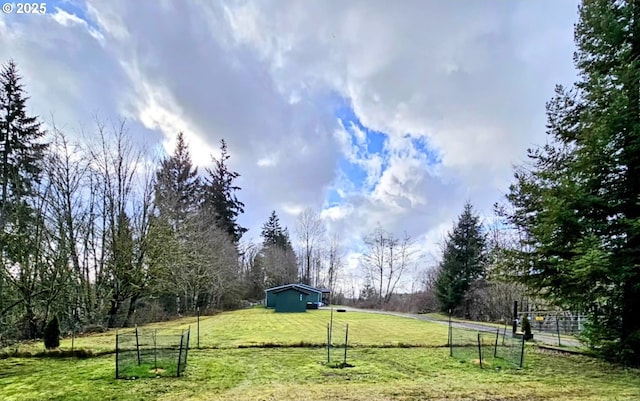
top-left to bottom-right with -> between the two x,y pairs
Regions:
115,327 -> 190,379
495,327 -> 525,368
449,322 -> 524,369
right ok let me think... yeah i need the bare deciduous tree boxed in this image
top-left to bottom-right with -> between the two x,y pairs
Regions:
295,208 -> 325,286
361,223 -> 415,306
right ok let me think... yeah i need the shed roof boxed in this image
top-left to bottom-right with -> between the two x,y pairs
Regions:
271,285 -> 312,295
265,283 -> 325,294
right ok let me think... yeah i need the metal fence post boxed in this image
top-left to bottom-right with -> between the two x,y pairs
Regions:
115,330 -> 119,379
519,333 -> 525,368
330,307 -> 334,346
153,329 -> 157,373
326,323 -> 330,363
494,329 -> 499,358
343,324 -> 349,365
135,325 -> 141,366
197,307 -> 200,349
185,326 -> 191,368
177,329 -> 184,377
513,301 -> 518,334
448,310 -> 453,356
556,319 -> 562,347
477,332 -> 482,369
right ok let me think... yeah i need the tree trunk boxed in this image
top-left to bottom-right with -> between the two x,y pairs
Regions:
122,294 -> 139,328
106,299 -> 120,328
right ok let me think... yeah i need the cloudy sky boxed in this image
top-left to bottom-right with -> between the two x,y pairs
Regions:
0,0 -> 580,289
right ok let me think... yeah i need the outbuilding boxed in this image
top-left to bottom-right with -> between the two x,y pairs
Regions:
265,283 -> 330,309
272,285 -> 312,313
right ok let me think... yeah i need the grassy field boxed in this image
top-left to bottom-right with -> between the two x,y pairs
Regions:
1,307 -> 639,401
2,308 -> 449,354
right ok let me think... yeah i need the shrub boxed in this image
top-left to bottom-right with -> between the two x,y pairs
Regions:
43,316 -> 60,349
522,315 -> 533,340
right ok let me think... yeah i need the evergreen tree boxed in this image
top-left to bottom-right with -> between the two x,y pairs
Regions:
106,211 -> 136,328
261,211 -> 291,250
202,139 -> 247,243
499,0 -> 640,365
43,316 -> 60,350
258,211 -> 297,287
435,202 -> 486,316
0,59 -> 47,251
0,60 -> 47,339
153,132 -> 199,230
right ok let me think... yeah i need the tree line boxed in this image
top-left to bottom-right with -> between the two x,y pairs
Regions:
0,60 -> 347,342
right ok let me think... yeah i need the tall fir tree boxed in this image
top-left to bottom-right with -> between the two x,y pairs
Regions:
257,211 -> 297,288
153,132 -> 199,230
499,0 -> 640,365
261,211 -> 292,250
202,139 -> 247,243
0,60 -> 47,339
435,202 -> 486,316
0,59 -> 47,242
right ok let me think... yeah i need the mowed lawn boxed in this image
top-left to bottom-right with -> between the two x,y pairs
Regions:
1,307 -> 639,401
3,308 -> 450,354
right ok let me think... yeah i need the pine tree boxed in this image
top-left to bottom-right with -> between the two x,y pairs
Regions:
153,132 -> 199,230
258,211 -> 297,287
0,59 -> 47,248
0,59 -> 47,339
202,139 -> 247,243
43,316 -> 60,350
261,211 -> 291,249
499,0 -> 640,365
435,202 -> 486,316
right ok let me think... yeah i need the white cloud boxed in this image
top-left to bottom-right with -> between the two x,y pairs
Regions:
0,0 -> 580,289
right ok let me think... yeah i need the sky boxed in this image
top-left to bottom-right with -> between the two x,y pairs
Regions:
0,0 -> 580,291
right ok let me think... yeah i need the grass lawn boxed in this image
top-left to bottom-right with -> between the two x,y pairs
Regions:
1,347 -> 639,401
2,308 -> 450,355
1,307 -> 639,400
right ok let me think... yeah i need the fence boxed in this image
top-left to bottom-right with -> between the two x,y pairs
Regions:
527,311 -> 586,335
326,321 -> 351,367
115,327 -> 191,379
449,323 -> 524,369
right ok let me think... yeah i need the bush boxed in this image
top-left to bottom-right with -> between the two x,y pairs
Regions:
43,316 -> 60,349
522,315 -> 533,340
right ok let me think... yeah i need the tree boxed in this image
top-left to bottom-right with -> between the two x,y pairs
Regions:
325,232 -> 343,296
43,316 -> 60,349
259,211 -> 297,288
240,242 -> 264,301
202,139 -> 247,244
88,119 -> 149,328
295,208 -> 325,285
361,224 -> 414,306
261,211 -> 290,249
0,60 -> 48,339
498,0 -> 640,365
153,132 -> 199,231
0,59 -> 47,233
435,202 -> 486,317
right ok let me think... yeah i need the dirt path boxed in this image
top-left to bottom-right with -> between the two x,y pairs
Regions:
338,306 -> 582,348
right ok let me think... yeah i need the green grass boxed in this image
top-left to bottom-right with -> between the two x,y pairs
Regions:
1,308 -> 639,400
1,347 -> 639,400
2,308 -> 449,355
